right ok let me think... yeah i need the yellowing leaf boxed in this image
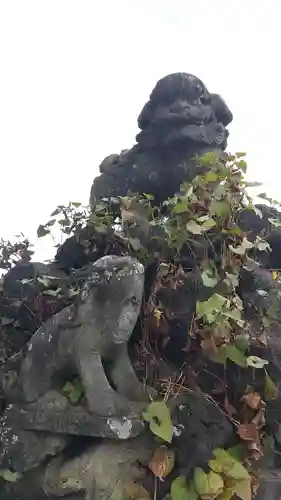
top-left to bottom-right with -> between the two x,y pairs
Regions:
217,489 -> 233,500
171,477 -> 198,500
232,479 -> 252,500
209,449 -> 250,481
264,371 -> 278,401
193,468 -> 224,498
142,401 -> 173,443
149,446 -> 175,478
207,471 -> 224,497
153,308 -> 163,327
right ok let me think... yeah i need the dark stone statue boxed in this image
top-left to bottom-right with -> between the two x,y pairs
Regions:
90,73 -> 233,205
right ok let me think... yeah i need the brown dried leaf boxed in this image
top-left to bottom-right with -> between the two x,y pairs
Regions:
238,423 -> 259,442
149,446 -> 175,479
251,408 -> 266,428
243,392 -> 261,410
247,441 -> 264,461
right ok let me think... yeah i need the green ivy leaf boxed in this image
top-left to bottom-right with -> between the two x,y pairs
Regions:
193,468 -> 209,496
201,269 -> 218,288
142,401 -> 173,443
186,221 -> 204,235
200,218 -> 216,232
210,199 -> 231,218
186,218 -> 216,235
233,335 -> 249,353
62,378 -> 84,405
223,308 -> 243,325
225,344 -> 247,368
204,170 -> 219,183
196,293 -> 228,323
172,202 -> 188,214
171,477 -> 198,500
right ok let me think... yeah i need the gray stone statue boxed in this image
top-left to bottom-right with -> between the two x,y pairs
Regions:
0,255 -> 149,476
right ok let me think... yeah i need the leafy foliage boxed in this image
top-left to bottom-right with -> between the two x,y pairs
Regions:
1,151 -> 281,496
142,401 -> 173,443
0,235 -> 33,273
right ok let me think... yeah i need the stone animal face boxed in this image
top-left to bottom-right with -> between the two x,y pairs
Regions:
82,255 -> 145,345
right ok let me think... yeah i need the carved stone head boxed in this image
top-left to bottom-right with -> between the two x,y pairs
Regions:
79,255 -> 145,345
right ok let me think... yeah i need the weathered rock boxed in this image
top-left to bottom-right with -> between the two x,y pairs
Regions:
42,435 -> 155,499
90,73 -> 233,205
173,393 -> 234,475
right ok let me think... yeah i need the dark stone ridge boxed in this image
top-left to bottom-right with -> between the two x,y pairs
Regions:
90,72 -> 233,204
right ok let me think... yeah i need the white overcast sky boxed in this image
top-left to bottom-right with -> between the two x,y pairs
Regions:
0,1 -> 280,260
